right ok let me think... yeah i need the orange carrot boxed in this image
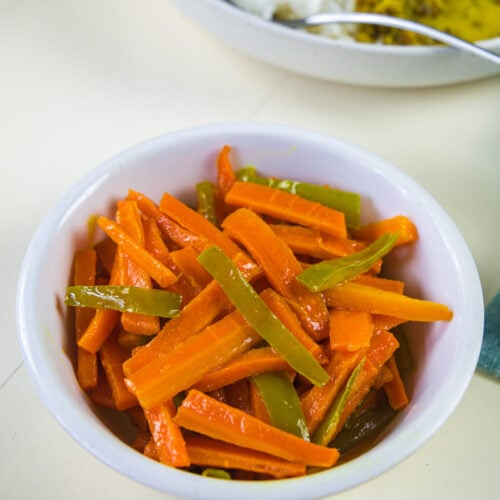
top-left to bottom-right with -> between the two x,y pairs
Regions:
270,223 -> 366,259
116,200 -> 160,335
217,145 -> 237,217
225,181 -> 347,239
185,435 -> 306,478
159,191 -> 254,267
73,249 -> 99,390
78,308 -> 121,354
222,207 -> 329,340
168,245 -> 212,293
127,189 -> 206,251
260,288 -> 327,363
300,349 -> 366,435
324,282 -> 453,322
352,274 -> 405,293
194,347 -> 291,393
99,332 -> 138,410
174,389 -> 339,468
143,217 -> 170,263
329,309 -> 374,351
144,400 -> 191,467
97,216 -> 178,289
384,355 -> 409,410
249,382 -> 272,424
351,215 -> 418,246
125,311 -> 262,408
123,254 -> 261,376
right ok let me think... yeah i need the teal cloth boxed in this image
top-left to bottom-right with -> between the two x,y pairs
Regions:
477,290 -> 500,378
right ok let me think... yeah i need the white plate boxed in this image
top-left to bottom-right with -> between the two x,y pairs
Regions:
172,0 -> 500,87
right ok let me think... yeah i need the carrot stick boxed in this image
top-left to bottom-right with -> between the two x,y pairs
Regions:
270,224 -> 365,259
99,332 -> 138,410
168,246 -> 212,293
143,217 -> 170,263
352,274 -> 405,293
249,382 -> 272,424
260,288 -> 327,364
217,145 -> 237,217
78,308 -> 120,353
300,349 -> 367,435
73,249 -> 99,390
116,200 -> 160,335
125,311 -> 262,408
185,435 -> 306,478
174,389 -> 339,468
144,400 -> 191,467
159,191 -> 254,268
194,347 -> 291,393
384,355 -> 409,410
222,207 -> 329,340
329,309 -> 374,351
324,282 -> 453,322
225,181 -> 347,239
122,254 -> 260,376
127,189 -> 206,251
97,216 -> 178,289
351,215 -> 418,246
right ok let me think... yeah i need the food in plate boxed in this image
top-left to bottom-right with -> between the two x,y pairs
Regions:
230,0 -> 500,44
65,145 -> 453,479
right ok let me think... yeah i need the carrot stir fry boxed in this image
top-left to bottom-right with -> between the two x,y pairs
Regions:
65,145 -> 453,480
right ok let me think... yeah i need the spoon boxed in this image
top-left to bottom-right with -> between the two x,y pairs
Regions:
228,4 -> 500,65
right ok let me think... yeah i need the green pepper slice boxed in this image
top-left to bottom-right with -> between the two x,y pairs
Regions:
65,285 -> 181,317
297,233 -> 398,293
197,246 -> 329,387
251,371 -> 310,441
196,180 -> 219,227
312,357 -> 365,446
201,468 -> 232,480
237,166 -> 361,228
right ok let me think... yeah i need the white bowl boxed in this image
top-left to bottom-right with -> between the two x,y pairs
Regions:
172,0 -> 500,87
17,123 -> 483,499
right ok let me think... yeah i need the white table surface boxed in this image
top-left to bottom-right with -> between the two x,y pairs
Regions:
2,1 -> 500,499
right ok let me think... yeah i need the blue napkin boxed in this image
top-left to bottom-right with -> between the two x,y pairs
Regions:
477,290 -> 500,378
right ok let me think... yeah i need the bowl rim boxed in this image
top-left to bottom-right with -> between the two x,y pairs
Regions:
16,122 -> 484,499
215,0 -> 500,54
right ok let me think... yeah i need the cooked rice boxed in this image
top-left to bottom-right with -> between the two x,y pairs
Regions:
230,0 -> 358,40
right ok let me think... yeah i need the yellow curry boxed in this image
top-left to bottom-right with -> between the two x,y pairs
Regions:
355,0 -> 500,44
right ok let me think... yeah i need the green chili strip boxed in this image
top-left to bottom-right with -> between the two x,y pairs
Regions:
201,468 -> 232,480
251,371 -> 310,441
197,246 -> 329,387
297,233 -> 399,293
237,166 -> 361,228
312,357 -> 365,446
196,180 -> 219,227
65,285 -> 181,317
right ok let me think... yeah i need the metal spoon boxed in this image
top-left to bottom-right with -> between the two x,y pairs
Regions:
276,12 -> 500,65
228,3 -> 500,65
